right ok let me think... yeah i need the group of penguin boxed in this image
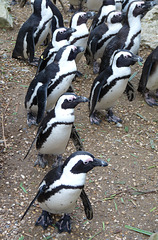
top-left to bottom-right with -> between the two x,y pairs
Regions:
12,0 -> 158,234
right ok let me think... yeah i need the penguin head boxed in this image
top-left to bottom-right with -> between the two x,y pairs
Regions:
102,0 -> 116,7
127,1 -> 152,19
52,27 -> 76,45
54,45 -> 84,63
70,12 -> 95,28
110,49 -> 143,68
63,151 -> 108,174
107,10 -> 123,24
57,93 -> 88,110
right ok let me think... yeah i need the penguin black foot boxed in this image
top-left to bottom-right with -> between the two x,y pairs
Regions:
52,155 -> 62,168
106,109 -> 122,124
90,112 -> 101,125
27,112 -> 38,127
55,214 -> 71,234
68,4 -> 76,12
35,210 -> 53,230
144,93 -> 158,106
29,58 -> 39,66
93,61 -> 100,74
34,154 -> 48,168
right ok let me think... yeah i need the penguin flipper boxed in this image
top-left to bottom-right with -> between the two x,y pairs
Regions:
27,28 -> 35,63
91,35 -> 100,56
36,85 -> 48,124
80,189 -> 93,220
70,124 -> 84,151
21,185 -> 46,220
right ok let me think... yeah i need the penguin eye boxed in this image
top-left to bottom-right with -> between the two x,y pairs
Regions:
84,161 -> 89,165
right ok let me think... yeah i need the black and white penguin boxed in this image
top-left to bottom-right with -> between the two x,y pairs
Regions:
25,45 -> 84,126
85,10 -> 123,73
89,0 -> 116,31
12,0 -> 64,64
69,11 -> 95,63
21,151 -> 108,233
99,0 -> 154,73
138,46 -> 158,106
25,93 -> 88,168
36,27 -> 76,74
89,49 -> 142,124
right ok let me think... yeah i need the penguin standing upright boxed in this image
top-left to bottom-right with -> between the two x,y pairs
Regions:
24,93 -> 88,168
138,46 -> 158,106
89,0 -> 116,31
69,11 -> 95,63
21,151 -> 108,233
12,0 -> 54,64
25,45 -> 84,126
99,0 -> 154,73
89,49 -> 142,125
36,27 -> 76,74
85,10 -> 123,73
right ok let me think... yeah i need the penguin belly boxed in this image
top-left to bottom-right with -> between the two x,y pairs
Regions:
96,78 -> 128,110
39,124 -> 73,155
46,73 -> 76,111
146,63 -> 158,91
39,188 -> 82,214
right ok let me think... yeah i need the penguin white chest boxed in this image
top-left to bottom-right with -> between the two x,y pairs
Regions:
46,73 -> 76,111
96,78 -> 128,110
146,63 -> 158,91
39,124 -> 72,155
39,188 -> 82,214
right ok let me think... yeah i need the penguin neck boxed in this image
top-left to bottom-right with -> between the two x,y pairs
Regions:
53,40 -> 69,50
99,5 -> 116,23
112,63 -> 131,77
127,12 -> 141,30
55,107 -> 75,123
108,21 -> 122,31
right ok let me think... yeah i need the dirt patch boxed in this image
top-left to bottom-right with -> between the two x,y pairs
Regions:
0,2 -> 157,240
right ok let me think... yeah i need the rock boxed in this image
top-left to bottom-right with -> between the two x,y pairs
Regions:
0,0 -> 13,28
148,233 -> 158,240
141,5 -> 158,49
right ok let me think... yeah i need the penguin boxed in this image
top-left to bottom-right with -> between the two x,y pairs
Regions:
25,45 -> 84,126
89,49 -> 142,125
36,27 -> 76,74
69,11 -> 95,64
89,0 -> 116,31
24,93 -> 89,168
85,10 -> 123,73
21,151 -> 108,233
12,0 -> 64,64
99,0 -> 154,73
138,46 -> 158,106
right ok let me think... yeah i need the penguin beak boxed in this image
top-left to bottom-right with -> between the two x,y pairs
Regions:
143,0 -> 156,9
76,46 -> 85,53
75,96 -> 89,103
92,158 -> 108,167
131,54 -> 143,63
67,28 -> 77,34
85,11 -> 96,19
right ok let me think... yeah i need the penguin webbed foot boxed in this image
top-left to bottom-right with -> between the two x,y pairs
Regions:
144,92 -> 158,107
52,155 -> 63,168
27,112 -> 38,127
55,214 -> 71,234
93,61 -> 100,74
106,109 -> 122,124
35,210 -> 53,230
34,154 -> 48,168
29,58 -> 39,66
90,112 -> 101,125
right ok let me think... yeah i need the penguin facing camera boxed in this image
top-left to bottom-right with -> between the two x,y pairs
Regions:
24,93 -> 89,168
89,0 -> 116,31
36,27 -> 76,75
89,49 -> 142,125
21,151 -> 108,233
69,11 -> 95,64
99,0 -> 155,73
25,45 -> 84,126
138,46 -> 158,106
85,10 -> 123,73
